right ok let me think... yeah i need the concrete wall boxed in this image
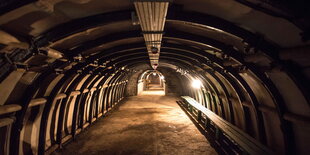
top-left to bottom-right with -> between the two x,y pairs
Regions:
158,68 -> 183,96
137,80 -> 144,95
125,64 -> 151,96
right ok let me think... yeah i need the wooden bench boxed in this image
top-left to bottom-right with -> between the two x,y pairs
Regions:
180,96 -> 272,155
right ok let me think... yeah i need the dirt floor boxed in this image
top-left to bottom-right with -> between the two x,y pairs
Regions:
53,92 -> 217,155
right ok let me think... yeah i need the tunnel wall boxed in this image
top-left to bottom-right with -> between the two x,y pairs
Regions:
169,66 -> 310,155
120,58 -> 310,154
126,67 -> 183,96
158,68 -> 183,96
0,4 -> 309,155
1,49 -> 309,155
0,65 -> 129,155
137,81 -> 144,95
125,64 -> 150,96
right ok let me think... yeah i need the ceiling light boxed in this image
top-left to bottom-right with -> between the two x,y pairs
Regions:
151,46 -> 158,54
192,79 -> 202,89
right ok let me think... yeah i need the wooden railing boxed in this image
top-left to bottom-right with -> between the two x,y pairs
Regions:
179,96 -> 272,155
0,104 -> 22,127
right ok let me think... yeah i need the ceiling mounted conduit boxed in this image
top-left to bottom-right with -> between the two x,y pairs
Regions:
133,0 -> 170,69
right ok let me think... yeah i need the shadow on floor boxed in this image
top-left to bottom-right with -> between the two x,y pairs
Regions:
52,95 -> 217,155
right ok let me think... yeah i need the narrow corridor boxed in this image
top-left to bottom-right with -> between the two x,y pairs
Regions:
52,95 -> 217,155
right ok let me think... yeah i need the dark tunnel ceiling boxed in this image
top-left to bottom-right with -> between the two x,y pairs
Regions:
0,1 -> 310,155
0,0 -> 309,103
0,0 -> 309,91
1,0 -> 310,47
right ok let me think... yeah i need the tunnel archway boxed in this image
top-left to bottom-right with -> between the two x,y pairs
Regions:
0,1 -> 309,155
137,70 -> 165,95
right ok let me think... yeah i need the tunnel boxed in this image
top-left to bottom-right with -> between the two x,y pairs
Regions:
0,0 -> 309,155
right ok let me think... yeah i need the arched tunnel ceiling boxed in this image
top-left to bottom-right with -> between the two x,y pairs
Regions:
0,0 -> 309,47
0,1 -> 310,155
0,0 -> 309,108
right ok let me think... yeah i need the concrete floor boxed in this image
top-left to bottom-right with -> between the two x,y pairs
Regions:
53,93 -> 217,155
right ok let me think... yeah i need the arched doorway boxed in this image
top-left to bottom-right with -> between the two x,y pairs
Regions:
137,70 -> 165,95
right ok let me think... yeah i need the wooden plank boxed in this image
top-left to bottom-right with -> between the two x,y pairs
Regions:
182,97 -> 269,154
83,89 -> 89,93
0,69 -> 25,105
181,96 -> 272,155
70,91 -> 81,96
62,135 -> 72,144
55,93 -> 67,100
29,98 -> 47,107
0,104 -> 22,115
0,117 -> 15,127
284,113 -> 310,125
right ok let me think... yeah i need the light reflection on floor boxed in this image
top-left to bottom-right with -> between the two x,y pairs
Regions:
140,90 -> 165,96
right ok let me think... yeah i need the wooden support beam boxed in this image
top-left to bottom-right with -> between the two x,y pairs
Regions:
222,59 -> 238,66
258,105 -> 277,113
209,99 -> 310,125
83,89 -> 89,93
0,69 -> 25,105
44,144 -> 59,155
229,97 -> 239,103
90,87 -> 97,92
283,113 -> 310,125
180,96 -> 272,155
69,91 -> 81,96
55,93 -> 67,100
39,48 -> 67,61
258,105 -> 310,124
0,104 -> 22,115
0,30 -> 29,50
218,94 -> 226,99
241,101 -> 252,107
62,135 -> 72,144
218,95 -> 240,103
0,117 -> 15,127
28,98 -> 47,107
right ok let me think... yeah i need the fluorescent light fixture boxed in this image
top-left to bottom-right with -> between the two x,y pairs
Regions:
133,0 -> 170,69
192,79 -> 202,89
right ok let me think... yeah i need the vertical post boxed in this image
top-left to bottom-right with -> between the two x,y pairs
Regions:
204,117 -> 210,129
197,111 -> 202,122
215,127 -> 222,140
